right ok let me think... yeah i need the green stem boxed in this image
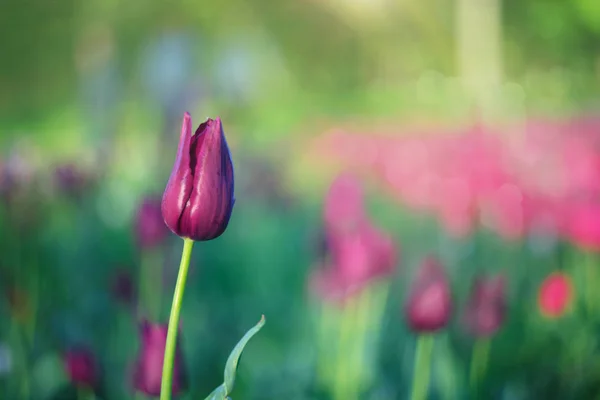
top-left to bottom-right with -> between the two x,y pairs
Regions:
160,238 -> 194,400
332,297 -> 357,400
410,335 -> 434,400
77,386 -> 95,400
15,325 -> 30,400
585,252 -> 595,318
135,392 -> 147,400
316,302 -> 335,387
26,261 -> 39,345
469,338 -> 490,398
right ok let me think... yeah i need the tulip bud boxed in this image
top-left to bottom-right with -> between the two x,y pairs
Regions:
161,113 -> 235,241
463,275 -> 506,337
64,348 -> 97,388
135,197 -> 169,249
133,320 -> 186,396
405,257 -> 452,333
538,272 -> 573,318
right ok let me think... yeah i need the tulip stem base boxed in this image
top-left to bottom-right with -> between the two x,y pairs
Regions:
410,334 -> 434,400
77,386 -> 95,400
160,238 -> 194,400
469,338 -> 490,398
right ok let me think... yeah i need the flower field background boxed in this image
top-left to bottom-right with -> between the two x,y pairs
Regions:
1,0 -> 600,399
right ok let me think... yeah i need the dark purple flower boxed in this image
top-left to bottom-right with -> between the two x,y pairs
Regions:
463,275 -> 506,337
111,269 -> 135,305
133,320 -> 186,396
64,348 -> 97,387
54,163 -> 87,199
135,197 -> 169,249
405,257 -> 452,333
161,112 -> 235,241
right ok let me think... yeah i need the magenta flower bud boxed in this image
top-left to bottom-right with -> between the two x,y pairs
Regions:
463,275 -> 506,337
161,112 -> 235,241
405,257 -> 452,333
64,348 -> 97,388
133,320 -> 186,396
135,197 -> 169,249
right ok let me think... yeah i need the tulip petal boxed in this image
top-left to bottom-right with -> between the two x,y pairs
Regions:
180,117 -> 235,240
162,112 -> 194,237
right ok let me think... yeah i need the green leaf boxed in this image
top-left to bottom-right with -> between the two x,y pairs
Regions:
204,384 -> 227,400
203,315 -> 266,400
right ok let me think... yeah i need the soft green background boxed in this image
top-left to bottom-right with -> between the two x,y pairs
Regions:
1,0 -> 600,399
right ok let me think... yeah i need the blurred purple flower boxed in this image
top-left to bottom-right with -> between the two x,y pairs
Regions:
64,348 -> 97,388
54,163 -> 88,199
135,197 -> 169,249
405,256 -> 452,333
111,269 -> 135,306
463,275 -> 507,337
311,173 -> 398,303
133,320 -> 186,396
161,113 -> 235,241
0,142 -> 38,204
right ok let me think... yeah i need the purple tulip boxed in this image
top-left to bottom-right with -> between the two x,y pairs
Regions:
161,112 -> 235,241
64,348 -> 97,388
135,197 -> 169,249
463,275 -> 506,337
405,257 -> 452,333
133,320 -> 186,396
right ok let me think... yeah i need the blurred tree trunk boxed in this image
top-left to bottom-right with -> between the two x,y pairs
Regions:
456,0 -> 503,113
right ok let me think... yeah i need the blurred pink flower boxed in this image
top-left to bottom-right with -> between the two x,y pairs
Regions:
135,196 -> 169,249
538,272 -> 573,318
405,256 -> 452,333
480,183 -> 526,240
565,200 -> 600,251
64,348 -> 97,388
312,175 -> 398,303
436,176 -> 476,237
463,275 -> 506,337
311,220 -> 397,303
133,320 -> 186,396
562,137 -> 600,196
323,173 -> 365,235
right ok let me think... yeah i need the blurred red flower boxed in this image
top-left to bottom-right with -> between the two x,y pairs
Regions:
538,272 -> 573,318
